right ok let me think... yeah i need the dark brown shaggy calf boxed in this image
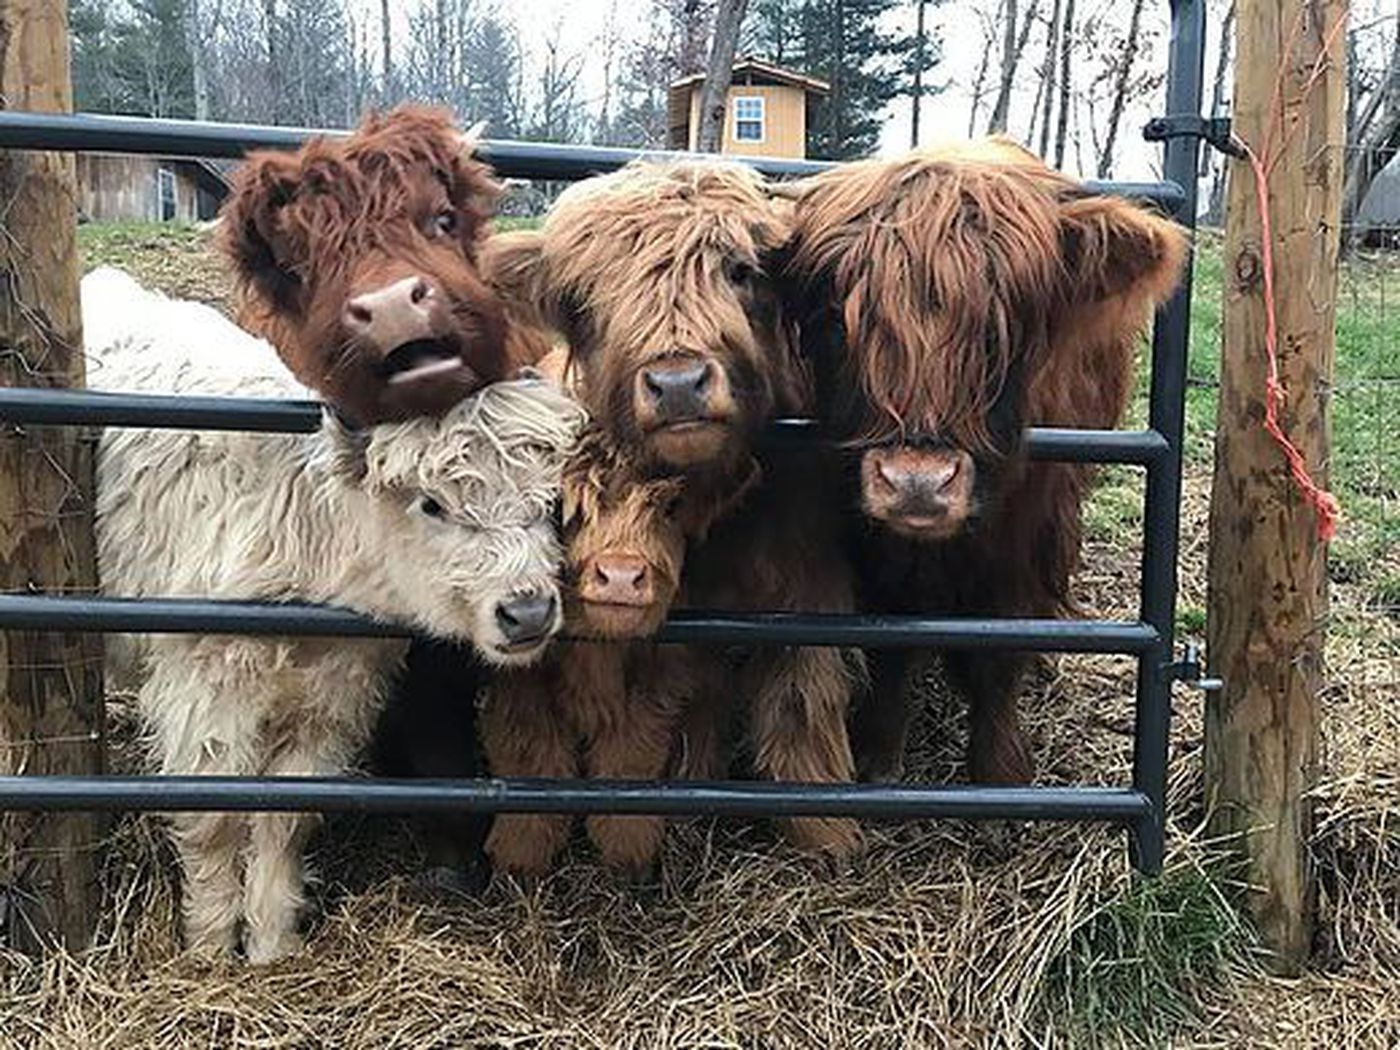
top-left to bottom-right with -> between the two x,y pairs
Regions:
784,138 -> 1187,784
219,105 -> 519,425
485,162 -> 864,857
482,427 -> 757,877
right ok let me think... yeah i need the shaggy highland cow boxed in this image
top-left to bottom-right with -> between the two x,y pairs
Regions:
84,267 -> 584,962
219,105 -> 519,426
484,163 -> 865,856
783,138 -> 1188,784
482,425 -> 759,877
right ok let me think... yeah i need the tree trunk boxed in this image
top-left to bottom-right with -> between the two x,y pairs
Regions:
0,0 -> 105,953
1036,0 -> 1061,156
1096,0 -> 1146,178
911,0 -> 928,148
380,0 -> 392,101
987,0 -> 1039,135
967,1 -> 1003,137
263,0 -> 280,118
697,0 -> 749,153
187,0 -> 211,120
1201,0 -> 1236,225
597,0 -> 619,142
1053,0 -> 1075,166
987,0 -> 1018,132
1205,0 -> 1347,975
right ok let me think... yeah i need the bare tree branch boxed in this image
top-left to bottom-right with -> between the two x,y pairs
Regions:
696,0 -> 748,152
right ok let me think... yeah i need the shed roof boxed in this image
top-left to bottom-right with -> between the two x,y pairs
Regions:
669,57 -> 831,96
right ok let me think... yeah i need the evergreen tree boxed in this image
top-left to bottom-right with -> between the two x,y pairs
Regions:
276,0 -> 354,126
70,0 -> 196,118
801,0 -> 909,159
745,0 -> 927,160
70,0 -> 126,113
464,15 -> 525,138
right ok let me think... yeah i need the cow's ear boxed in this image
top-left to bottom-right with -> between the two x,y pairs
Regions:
480,229 -> 562,331
218,150 -> 305,314
1057,194 -> 1188,309
444,121 -> 501,234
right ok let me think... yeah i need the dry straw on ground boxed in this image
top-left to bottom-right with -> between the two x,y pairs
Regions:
1,229 -> 1396,1048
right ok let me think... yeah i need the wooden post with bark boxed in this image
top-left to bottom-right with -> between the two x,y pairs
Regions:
0,0 -> 106,950
1205,0 -> 1347,974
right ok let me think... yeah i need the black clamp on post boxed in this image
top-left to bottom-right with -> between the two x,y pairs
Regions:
1163,641 -> 1223,691
1143,115 -> 1246,159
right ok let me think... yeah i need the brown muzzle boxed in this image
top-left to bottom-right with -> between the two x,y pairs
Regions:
633,353 -> 729,427
861,446 -> 977,540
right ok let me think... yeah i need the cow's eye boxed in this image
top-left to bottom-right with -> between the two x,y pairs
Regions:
725,259 -> 756,286
433,210 -> 457,236
418,496 -> 445,518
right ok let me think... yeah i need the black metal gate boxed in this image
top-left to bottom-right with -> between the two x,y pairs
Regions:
0,0 -> 1209,876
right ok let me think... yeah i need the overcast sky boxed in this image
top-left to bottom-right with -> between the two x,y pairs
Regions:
410,0 -> 1394,181
497,0 -> 1176,179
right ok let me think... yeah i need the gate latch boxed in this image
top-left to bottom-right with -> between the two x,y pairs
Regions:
1143,114 -> 1245,158
1164,641 -> 1223,691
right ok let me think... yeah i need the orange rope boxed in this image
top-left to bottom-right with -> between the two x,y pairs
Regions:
1235,136 -> 1341,543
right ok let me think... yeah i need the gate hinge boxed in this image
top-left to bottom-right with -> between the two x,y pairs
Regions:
1162,641 -> 1224,691
1143,115 -> 1246,159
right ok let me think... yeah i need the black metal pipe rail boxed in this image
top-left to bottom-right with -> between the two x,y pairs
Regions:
1123,0 -> 1206,874
0,595 -> 1159,652
0,775 -> 1151,821
0,388 -> 1169,465
0,110 -> 1186,211
0,0 -> 1207,871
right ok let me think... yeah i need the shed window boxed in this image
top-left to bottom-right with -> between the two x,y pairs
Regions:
157,167 -> 177,222
733,96 -> 765,143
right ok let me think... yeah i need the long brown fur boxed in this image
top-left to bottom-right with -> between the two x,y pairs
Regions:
481,427 -> 751,876
785,138 -> 1188,783
483,162 -> 865,857
219,105 -> 521,425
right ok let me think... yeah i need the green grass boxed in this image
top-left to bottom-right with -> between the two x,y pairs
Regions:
492,215 -> 544,231
1042,861 -> 1257,1045
1093,232 -> 1400,610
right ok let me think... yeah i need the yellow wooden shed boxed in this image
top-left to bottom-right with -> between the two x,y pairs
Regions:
667,57 -> 831,160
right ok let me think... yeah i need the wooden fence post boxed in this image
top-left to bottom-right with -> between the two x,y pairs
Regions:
1204,0 -> 1347,973
0,0 -> 105,950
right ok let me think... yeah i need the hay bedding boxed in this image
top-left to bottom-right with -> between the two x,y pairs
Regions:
4,238 -> 1395,1048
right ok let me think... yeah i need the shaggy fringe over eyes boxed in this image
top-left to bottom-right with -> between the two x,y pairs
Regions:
538,161 -> 802,405
366,377 -> 588,527
786,137 -> 1186,456
562,427 -> 683,531
788,149 -> 1070,455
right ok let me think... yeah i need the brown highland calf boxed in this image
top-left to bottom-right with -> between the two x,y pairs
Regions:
783,138 -> 1188,784
484,162 -> 865,857
482,426 -> 759,877
219,105 -> 520,425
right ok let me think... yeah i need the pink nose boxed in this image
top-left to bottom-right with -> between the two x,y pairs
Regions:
343,276 -> 436,352
584,554 -> 654,607
874,455 -> 959,497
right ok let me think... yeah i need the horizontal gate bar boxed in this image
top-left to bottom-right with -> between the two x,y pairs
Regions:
0,111 -> 1186,209
0,389 -> 1168,465
0,774 -> 1152,822
0,595 -> 1160,651
0,110 -> 828,177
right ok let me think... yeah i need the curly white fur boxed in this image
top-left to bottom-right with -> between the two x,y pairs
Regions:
83,267 -> 585,962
